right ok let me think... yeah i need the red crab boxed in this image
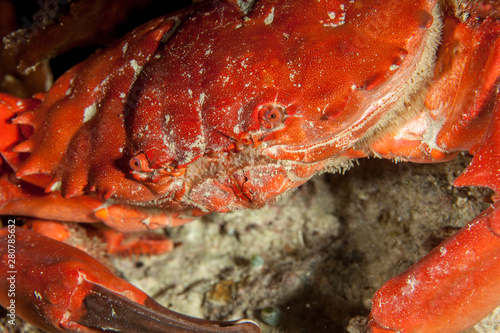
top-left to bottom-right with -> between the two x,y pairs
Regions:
1,0 -> 500,332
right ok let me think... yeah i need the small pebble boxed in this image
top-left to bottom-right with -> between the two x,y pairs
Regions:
251,254 -> 264,267
260,306 -> 282,327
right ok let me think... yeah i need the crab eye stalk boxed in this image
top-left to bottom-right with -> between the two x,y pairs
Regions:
129,152 -> 151,172
258,104 -> 285,129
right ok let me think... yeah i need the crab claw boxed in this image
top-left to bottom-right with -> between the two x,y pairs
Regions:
0,227 -> 261,333
362,202 -> 500,333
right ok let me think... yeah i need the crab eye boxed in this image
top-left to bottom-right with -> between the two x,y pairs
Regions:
129,152 -> 150,172
258,104 -> 285,129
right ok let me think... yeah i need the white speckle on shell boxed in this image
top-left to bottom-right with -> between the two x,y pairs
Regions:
199,93 -> 207,107
50,181 -> 61,192
265,7 -> 275,25
83,104 -> 97,123
130,59 -> 142,76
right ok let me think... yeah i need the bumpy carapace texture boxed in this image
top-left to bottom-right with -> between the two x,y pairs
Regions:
6,0 -> 451,220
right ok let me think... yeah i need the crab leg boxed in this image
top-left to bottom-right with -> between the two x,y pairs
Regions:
362,201 -> 500,333
0,227 -> 261,333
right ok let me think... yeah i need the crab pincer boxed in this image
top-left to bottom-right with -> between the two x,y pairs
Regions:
0,228 -> 260,333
